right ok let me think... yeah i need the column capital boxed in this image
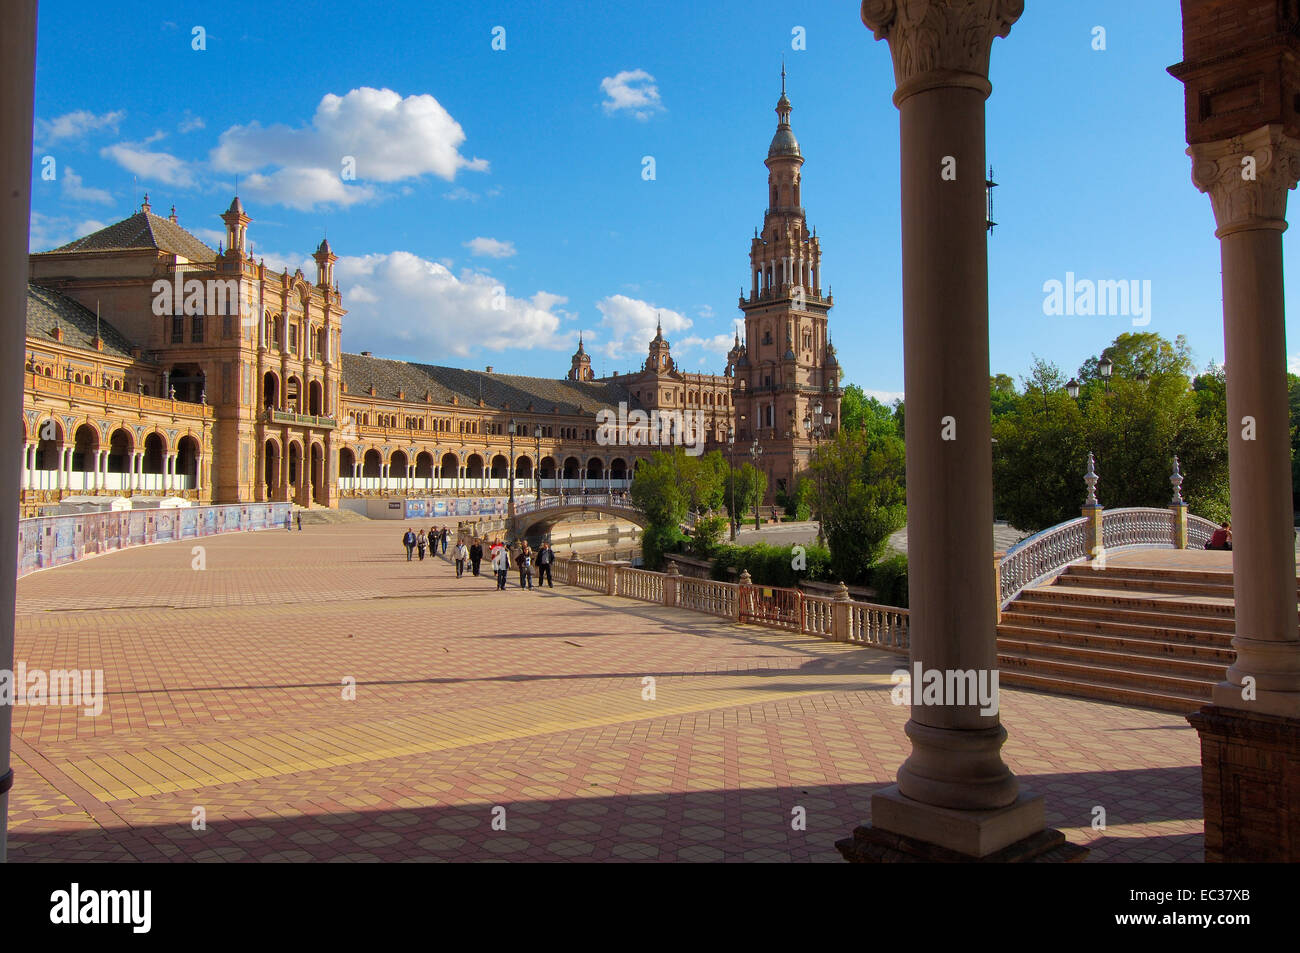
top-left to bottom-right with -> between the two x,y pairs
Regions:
860,0 -> 1023,103
1189,124 -> 1300,237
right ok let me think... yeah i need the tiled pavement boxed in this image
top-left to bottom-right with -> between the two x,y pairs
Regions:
7,522 -> 1203,862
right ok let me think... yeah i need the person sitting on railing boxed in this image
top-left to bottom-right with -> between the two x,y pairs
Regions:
1206,522 -> 1232,551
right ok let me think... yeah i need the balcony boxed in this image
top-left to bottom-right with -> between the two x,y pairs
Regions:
266,408 -> 336,429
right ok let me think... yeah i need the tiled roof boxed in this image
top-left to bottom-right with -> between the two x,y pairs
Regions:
42,210 -> 217,263
26,283 -> 136,359
340,352 -> 643,416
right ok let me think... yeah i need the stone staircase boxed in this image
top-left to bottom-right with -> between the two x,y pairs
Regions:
995,563 -> 1299,713
293,503 -> 369,525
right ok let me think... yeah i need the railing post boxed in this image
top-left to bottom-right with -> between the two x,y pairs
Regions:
993,551 -> 1004,625
832,581 -> 851,643
1169,455 -> 1188,549
569,552 -> 579,586
605,562 -> 616,596
663,561 -> 679,608
1080,450 -> 1104,563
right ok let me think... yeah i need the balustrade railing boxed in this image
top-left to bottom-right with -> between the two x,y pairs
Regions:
1103,507 -> 1175,550
546,557 -> 909,650
677,577 -> 740,620
617,567 -> 663,603
999,516 -> 1089,607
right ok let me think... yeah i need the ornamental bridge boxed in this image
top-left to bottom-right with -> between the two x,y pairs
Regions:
509,493 -> 651,538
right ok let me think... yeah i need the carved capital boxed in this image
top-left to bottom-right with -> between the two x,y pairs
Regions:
1189,124 -> 1300,235
861,0 -> 1023,100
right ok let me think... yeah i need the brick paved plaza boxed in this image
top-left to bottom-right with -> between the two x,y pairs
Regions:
6,522 -> 1204,862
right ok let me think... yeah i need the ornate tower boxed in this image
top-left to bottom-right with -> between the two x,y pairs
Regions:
567,334 -> 594,381
221,195 -> 250,259
735,69 -> 839,498
313,237 -> 336,289
644,316 -> 675,374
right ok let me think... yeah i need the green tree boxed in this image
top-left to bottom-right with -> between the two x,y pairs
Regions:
992,333 -> 1230,530
811,427 -> 908,584
725,462 -> 767,526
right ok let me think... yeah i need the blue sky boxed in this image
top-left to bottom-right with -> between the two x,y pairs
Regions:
29,0 -> 1300,401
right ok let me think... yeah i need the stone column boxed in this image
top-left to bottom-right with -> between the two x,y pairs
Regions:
843,0 -> 1077,863
22,443 -> 32,491
0,0 -> 39,863
1188,127 -> 1300,716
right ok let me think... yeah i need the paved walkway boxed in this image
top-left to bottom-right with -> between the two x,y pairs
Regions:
7,522 -> 1203,862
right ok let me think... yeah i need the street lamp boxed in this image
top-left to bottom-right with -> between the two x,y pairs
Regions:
1066,377 -> 1080,400
802,401 -> 830,545
534,425 -> 542,503
727,425 -> 737,540
507,418 -> 516,532
1098,355 -> 1113,393
749,436 -> 763,530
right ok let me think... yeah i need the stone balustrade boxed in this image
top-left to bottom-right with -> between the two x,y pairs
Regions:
551,555 -> 909,650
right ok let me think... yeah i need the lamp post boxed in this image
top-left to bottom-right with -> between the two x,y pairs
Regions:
727,425 -> 737,540
749,436 -> 763,530
802,400 -> 831,546
1098,355 -> 1113,393
507,419 -> 516,535
534,424 -> 542,503
1066,377 -> 1080,400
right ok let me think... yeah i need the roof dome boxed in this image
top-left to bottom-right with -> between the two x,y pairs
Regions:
768,124 -> 801,158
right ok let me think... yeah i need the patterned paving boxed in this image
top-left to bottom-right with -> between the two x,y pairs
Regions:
7,521 -> 1204,861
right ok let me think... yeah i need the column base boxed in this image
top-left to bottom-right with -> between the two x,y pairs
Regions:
839,784 -> 1067,860
1187,704 -> 1300,862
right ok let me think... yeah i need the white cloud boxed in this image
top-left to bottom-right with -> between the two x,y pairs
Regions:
210,87 -> 488,210
100,141 -> 196,188
1289,355 -> 1300,376
463,236 -> 516,258
192,227 -> 227,250
61,166 -> 113,204
28,212 -> 108,252
336,251 -> 571,358
592,294 -> 691,361
600,70 -> 665,120
241,167 -> 375,211
36,109 -> 124,146
864,389 -> 905,406
179,113 -> 205,134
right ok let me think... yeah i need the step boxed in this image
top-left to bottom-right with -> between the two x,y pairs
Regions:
1018,585 -> 1238,617
998,669 -> 1209,715
1060,564 -> 1237,587
1058,572 -> 1236,598
996,623 -> 1236,662
997,651 -> 1216,698
999,607 -> 1236,640
996,635 -> 1228,680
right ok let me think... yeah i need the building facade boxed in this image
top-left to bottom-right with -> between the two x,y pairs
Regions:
20,78 -> 841,516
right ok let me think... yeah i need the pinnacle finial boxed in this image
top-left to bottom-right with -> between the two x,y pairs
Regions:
781,59 -> 786,96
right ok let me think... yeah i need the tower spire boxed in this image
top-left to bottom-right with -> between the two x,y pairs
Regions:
781,59 -> 786,96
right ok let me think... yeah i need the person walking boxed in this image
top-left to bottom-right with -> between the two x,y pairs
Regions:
469,538 -> 483,576
286,512 -> 292,532
417,529 -> 427,561
454,540 -> 468,577
296,511 -> 302,531
536,541 -> 554,588
517,541 -> 533,590
441,527 -> 449,555
491,541 -> 510,590
402,527 -> 416,561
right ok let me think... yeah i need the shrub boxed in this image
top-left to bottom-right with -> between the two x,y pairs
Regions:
710,541 -> 832,587
641,523 -> 687,570
689,514 -> 727,558
867,553 -> 909,608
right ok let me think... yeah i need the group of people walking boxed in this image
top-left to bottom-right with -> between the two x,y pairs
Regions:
402,526 -> 450,561
399,525 -> 555,591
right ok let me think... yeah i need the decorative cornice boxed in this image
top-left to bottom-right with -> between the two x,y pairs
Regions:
1188,124 -> 1300,237
861,0 -> 1023,102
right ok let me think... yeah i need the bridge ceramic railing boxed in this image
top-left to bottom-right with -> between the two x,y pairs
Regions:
513,493 -> 639,517
998,504 -> 1215,608
552,555 -> 909,650
17,502 -> 292,577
